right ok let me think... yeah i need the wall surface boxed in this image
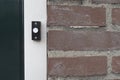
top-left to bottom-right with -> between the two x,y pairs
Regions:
47,0 -> 120,80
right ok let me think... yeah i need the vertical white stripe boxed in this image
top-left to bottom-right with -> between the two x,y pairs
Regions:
24,0 -> 47,80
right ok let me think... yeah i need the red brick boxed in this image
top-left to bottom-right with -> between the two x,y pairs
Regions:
48,56 -> 107,77
47,5 -> 106,27
112,56 -> 120,73
92,0 -> 120,4
112,8 -> 120,25
48,31 -> 120,51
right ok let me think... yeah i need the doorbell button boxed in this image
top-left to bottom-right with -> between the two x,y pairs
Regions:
32,21 -> 41,40
33,28 -> 39,33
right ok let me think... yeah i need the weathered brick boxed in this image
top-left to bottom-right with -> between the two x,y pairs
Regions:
112,8 -> 120,25
48,0 -> 82,4
48,56 -> 107,76
92,0 -> 120,4
112,56 -> 120,73
47,5 -> 106,27
48,31 -> 120,51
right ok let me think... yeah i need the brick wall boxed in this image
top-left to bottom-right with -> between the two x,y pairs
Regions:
47,0 -> 120,80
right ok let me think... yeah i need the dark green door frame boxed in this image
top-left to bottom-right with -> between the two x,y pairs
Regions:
20,0 -> 24,80
0,0 -> 24,80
